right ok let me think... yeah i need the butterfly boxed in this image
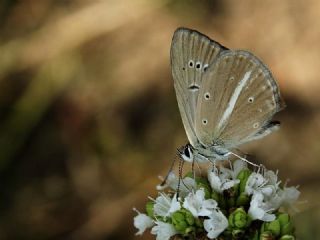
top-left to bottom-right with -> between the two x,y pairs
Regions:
170,27 -> 285,164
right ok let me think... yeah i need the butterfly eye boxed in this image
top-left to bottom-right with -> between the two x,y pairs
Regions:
195,61 -> 202,70
184,146 -> 192,158
204,92 -> 211,100
229,76 -> 234,81
203,64 -> 209,72
248,97 -> 254,103
188,60 -> 194,68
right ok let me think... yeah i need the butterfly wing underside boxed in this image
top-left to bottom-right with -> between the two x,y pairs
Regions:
195,50 -> 285,148
170,28 -> 226,146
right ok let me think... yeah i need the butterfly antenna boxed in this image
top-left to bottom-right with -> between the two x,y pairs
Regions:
228,151 -> 260,167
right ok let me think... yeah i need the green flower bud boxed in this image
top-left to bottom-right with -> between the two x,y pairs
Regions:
237,169 -> 252,193
281,222 -> 294,236
226,188 -> 238,208
172,209 -> 195,233
211,190 -> 220,202
250,230 -> 259,240
232,229 -> 245,238
194,217 -> 203,228
262,220 -> 281,237
277,213 -> 294,236
228,208 -> 251,229
228,196 -> 236,208
146,201 -> 154,218
279,235 -> 295,240
236,192 -> 250,206
277,213 -> 290,225
259,231 -> 275,240
195,176 -> 208,186
197,183 -> 211,199
211,191 -> 227,209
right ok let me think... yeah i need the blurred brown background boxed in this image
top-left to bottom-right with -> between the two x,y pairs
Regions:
0,0 -> 319,239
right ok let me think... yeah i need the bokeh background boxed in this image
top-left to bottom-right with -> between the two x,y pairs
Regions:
0,0 -> 319,239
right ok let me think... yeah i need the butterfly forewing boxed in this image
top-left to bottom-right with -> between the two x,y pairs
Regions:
195,50 -> 285,148
171,28 -> 226,146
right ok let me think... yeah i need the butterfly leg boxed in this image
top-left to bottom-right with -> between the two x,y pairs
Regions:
191,158 -> 195,179
177,157 -> 186,199
226,151 -> 260,167
159,154 -> 178,187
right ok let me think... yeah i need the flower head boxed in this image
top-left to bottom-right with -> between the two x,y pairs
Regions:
134,159 -> 300,239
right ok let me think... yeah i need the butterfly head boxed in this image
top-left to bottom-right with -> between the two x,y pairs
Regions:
178,144 -> 194,163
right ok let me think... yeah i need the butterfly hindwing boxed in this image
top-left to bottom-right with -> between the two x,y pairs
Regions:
195,50 -> 285,148
170,28 -> 226,146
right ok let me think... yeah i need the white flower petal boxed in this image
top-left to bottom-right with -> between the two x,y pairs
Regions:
264,170 -> 279,186
221,179 -> 240,191
169,194 -> 181,213
248,192 -> 276,222
282,186 -> 300,205
208,167 -> 223,193
157,173 -> 196,197
233,159 -> 248,177
153,193 -> 181,217
245,172 -> 266,195
208,164 -> 241,193
151,221 -> 177,240
260,185 -> 276,197
183,189 -> 218,217
133,211 -> 154,235
156,172 -> 177,191
204,210 -> 228,239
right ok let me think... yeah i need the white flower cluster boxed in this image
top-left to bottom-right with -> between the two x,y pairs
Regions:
133,160 -> 300,240
134,189 -> 227,240
245,169 -> 300,222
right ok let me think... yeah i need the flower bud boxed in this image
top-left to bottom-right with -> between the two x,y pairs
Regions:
259,231 -> 275,240
279,235 -> 295,240
277,213 -> 294,236
197,183 -> 211,199
194,217 -> 203,228
236,192 -> 250,206
261,219 -> 281,237
145,201 -> 154,218
277,213 -> 289,224
211,190 -> 220,202
195,176 -> 208,186
211,191 -> 227,209
232,229 -> 245,238
237,169 -> 252,193
250,230 -> 259,240
226,188 -> 237,208
172,209 -> 195,233
228,208 -> 251,229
